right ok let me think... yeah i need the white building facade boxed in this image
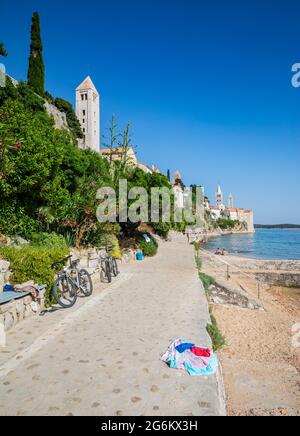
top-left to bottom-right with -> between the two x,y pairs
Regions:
76,76 -> 100,153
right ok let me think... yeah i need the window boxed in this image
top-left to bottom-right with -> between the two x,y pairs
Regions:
81,93 -> 88,101
82,119 -> 85,124
83,128 -> 85,133
94,130 -> 96,136
83,110 -> 86,116
85,94 -> 88,101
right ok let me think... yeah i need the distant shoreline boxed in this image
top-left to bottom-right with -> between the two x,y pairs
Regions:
255,224 -> 300,229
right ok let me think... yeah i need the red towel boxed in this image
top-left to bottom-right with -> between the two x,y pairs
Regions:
191,347 -> 211,358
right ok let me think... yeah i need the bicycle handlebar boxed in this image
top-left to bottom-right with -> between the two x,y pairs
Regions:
96,246 -> 113,252
51,255 -> 72,269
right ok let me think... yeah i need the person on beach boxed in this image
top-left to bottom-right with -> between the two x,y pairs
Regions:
215,248 -> 222,255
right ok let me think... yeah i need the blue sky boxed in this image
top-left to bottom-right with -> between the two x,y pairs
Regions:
1,0 -> 299,224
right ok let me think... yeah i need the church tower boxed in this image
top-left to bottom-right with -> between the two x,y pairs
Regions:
216,185 -> 224,210
76,76 -> 100,153
228,193 -> 233,209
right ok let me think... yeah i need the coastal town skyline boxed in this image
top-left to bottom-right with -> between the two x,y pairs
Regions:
1,0 -> 299,224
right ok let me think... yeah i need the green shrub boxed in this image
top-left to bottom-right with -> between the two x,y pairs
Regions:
199,272 -> 215,292
0,203 -> 39,240
207,313 -> 225,352
137,233 -> 158,257
30,232 -> 67,249
195,255 -> 202,271
0,245 -> 69,307
152,222 -> 171,240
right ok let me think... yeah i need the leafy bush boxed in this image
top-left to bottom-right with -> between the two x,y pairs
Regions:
152,222 -> 171,239
54,98 -> 83,139
97,233 -> 122,259
199,272 -> 215,292
207,313 -> 225,352
216,218 -> 238,230
138,233 -> 158,257
0,245 -> 69,307
0,203 -> 39,240
30,232 -> 67,249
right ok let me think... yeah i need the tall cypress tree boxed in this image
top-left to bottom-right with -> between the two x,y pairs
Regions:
27,11 -> 45,96
0,42 -> 7,57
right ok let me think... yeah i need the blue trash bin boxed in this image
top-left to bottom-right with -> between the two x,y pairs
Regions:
136,252 -> 144,261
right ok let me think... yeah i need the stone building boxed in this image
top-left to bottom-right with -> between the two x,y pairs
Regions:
76,76 -> 100,153
101,147 -> 138,166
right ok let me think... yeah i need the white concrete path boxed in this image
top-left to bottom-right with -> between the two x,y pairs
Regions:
0,238 -> 225,416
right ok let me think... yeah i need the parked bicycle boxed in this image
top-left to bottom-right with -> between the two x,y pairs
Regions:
96,246 -> 120,283
51,255 -> 93,308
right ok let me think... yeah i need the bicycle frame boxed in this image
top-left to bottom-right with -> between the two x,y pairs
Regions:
59,267 -> 86,294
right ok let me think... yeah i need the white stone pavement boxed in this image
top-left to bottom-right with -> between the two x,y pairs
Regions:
0,237 -> 225,416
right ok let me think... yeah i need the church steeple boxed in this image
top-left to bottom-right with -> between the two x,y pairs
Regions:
216,185 -> 223,209
228,193 -> 233,209
76,76 -> 100,153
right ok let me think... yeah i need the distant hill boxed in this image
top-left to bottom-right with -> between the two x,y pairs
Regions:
255,224 -> 300,229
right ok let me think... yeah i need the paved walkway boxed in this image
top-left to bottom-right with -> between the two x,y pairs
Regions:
0,237 -> 225,416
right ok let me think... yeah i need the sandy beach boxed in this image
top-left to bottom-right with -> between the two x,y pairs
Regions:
200,250 -> 300,416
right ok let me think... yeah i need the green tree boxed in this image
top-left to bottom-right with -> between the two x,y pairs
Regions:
0,42 -> 7,57
54,98 -> 83,139
27,11 -> 45,96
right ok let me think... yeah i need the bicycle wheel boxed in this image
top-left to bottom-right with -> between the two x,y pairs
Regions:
79,269 -> 93,297
52,275 -> 77,308
112,258 -> 119,277
100,260 -> 112,283
105,260 -> 112,283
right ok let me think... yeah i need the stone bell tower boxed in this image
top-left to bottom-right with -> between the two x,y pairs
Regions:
76,76 -> 100,153
216,185 -> 224,210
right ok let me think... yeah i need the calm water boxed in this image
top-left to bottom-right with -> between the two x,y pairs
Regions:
204,229 -> 300,260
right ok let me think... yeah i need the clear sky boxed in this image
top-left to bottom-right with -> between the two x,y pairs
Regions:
1,0 -> 299,224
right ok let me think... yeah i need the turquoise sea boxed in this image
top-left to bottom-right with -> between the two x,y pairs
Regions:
204,229 -> 300,260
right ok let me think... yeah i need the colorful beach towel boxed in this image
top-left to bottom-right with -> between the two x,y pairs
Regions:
161,338 -> 218,377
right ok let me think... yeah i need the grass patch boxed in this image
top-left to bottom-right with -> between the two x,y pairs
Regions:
207,312 -> 226,352
199,272 -> 215,292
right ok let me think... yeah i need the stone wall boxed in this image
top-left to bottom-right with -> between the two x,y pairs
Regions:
227,256 -> 300,271
44,101 -> 68,130
0,295 -> 44,333
0,258 -> 45,333
208,279 -> 264,311
254,272 -> 300,288
0,259 -> 10,290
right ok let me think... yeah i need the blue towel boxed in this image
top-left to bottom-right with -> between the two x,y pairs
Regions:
175,343 -> 195,354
